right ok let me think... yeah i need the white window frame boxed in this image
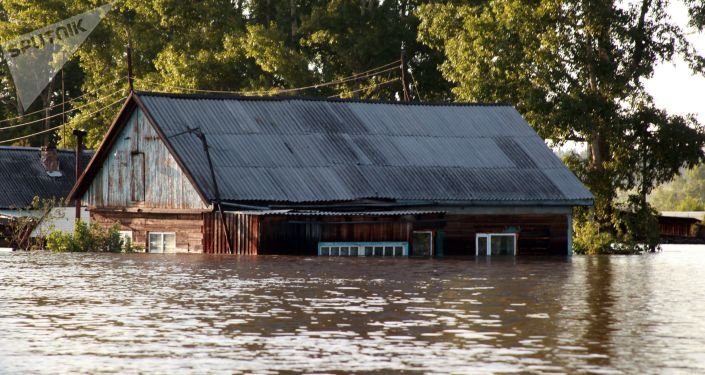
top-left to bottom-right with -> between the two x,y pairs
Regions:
476,233 -> 517,256
148,232 -> 176,253
318,242 -> 408,257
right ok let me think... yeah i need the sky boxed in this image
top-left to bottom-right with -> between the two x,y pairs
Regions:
645,3 -> 705,124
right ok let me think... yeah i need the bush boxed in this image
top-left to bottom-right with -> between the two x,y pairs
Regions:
573,202 -> 661,255
45,221 -> 129,253
573,215 -> 615,255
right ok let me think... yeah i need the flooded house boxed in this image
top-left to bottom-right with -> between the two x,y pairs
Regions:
68,92 -> 593,256
0,146 -> 92,248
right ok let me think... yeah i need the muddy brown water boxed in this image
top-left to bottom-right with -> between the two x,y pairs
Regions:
1,245 -> 705,374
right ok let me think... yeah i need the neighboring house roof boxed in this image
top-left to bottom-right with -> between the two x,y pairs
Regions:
70,92 -> 594,206
0,146 -> 93,209
659,211 -> 705,221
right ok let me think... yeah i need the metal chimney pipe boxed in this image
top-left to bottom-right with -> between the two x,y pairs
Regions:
73,129 -> 87,223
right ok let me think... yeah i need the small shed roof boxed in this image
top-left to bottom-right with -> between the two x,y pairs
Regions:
659,211 -> 705,221
71,92 -> 593,206
0,146 -> 92,209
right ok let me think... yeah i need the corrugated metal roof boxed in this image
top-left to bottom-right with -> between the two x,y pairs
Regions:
0,146 -> 93,209
136,93 -> 593,205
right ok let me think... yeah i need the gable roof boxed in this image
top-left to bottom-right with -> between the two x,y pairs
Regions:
0,146 -> 93,209
70,92 -> 593,206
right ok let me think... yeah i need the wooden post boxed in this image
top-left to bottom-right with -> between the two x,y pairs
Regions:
73,129 -> 87,223
127,41 -> 134,92
400,48 -> 411,102
567,210 -> 573,256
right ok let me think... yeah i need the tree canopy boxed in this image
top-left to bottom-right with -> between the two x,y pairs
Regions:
0,0 -> 446,148
417,0 -> 705,250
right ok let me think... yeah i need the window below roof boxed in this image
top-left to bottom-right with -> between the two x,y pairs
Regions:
318,242 -> 408,257
149,232 -> 176,253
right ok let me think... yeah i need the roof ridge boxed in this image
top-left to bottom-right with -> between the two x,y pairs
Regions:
134,90 -> 513,107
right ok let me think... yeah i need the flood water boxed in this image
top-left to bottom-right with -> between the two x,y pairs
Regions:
1,245 -> 705,374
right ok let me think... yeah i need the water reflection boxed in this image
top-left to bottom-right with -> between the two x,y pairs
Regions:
1,247 -> 704,374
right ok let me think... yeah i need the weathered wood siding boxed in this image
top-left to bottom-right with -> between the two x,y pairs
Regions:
205,213 -> 443,256
84,108 -> 207,210
211,213 -> 567,256
443,214 -> 568,256
91,210 -> 204,253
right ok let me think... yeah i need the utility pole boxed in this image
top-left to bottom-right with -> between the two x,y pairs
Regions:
400,47 -> 411,102
73,129 -> 87,223
127,39 -> 134,92
169,127 -> 233,254
61,68 -> 66,149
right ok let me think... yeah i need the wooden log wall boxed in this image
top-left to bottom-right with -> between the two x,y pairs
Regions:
91,210 -> 204,252
443,214 -> 568,256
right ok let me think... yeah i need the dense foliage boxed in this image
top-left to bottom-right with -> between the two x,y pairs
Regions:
0,0 -> 447,148
650,164 -> 705,211
417,0 -> 705,252
46,221 -> 135,252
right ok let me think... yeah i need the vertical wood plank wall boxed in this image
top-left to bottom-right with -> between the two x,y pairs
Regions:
203,212 -> 260,254
84,108 -> 206,210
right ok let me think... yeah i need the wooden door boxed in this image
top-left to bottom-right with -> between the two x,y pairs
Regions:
131,152 -> 145,202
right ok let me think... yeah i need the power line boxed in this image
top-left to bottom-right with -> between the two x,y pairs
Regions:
327,77 -> 402,98
408,68 -> 423,102
0,96 -> 127,145
133,61 -> 401,96
0,88 -> 127,131
0,76 -> 125,125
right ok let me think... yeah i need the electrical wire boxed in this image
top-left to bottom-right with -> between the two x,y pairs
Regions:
134,61 -> 401,96
408,68 -> 424,102
0,76 -> 126,125
327,77 -> 402,99
0,87 -> 127,131
0,96 -> 127,145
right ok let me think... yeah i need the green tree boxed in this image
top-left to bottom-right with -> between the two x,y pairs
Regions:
650,164 -> 705,211
418,0 -> 705,251
2,0 -> 452,149
0,0 -> 86,147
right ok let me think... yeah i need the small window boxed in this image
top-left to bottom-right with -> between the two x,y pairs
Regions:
476,233 -> 516,256
318,242 -> 408,257
118,230 -> 135,251
118,230 -> 133,243
148,232 -> 176,253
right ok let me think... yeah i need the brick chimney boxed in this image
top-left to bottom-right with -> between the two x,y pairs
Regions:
40,146 -> 60,174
